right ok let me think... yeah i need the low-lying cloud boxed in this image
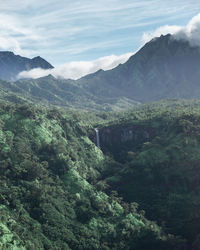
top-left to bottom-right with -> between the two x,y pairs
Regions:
18,52 -> 133,80
142,13 -> 200,47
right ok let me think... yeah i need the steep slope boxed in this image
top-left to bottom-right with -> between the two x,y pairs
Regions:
0,101 -> 183,249
77,34 -> 200,102
0,51 -> 53,81
94,100 -> 200,249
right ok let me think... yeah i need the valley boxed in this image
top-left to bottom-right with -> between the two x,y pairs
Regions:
0,34 -> 200,249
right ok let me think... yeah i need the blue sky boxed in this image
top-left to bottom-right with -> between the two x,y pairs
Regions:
1,0 -> 200,79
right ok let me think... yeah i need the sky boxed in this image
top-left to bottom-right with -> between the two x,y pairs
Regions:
1,0 -> 200,79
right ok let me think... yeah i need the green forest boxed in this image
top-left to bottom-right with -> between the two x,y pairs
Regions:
1,4 -> 200,250
0,98 -> 199,249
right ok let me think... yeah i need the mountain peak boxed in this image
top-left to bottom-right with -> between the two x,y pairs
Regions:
0,51 -> 15,56
30,56 -> 54,69
0,51 -> 54,81
150,33 -> 172,42
78,34 -> 200,103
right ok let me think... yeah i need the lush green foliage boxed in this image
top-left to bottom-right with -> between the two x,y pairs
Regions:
99,99 -> 200,249
1,35 -> 200,249
0,101 -> 180,249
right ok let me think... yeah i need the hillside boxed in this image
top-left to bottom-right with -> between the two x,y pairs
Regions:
0,101 -> 184,249
1,35 -> 200,249
95,99 -> 200,249
1,99 -> 200,249
0,76 -> 139,111
0,51 -> 53,81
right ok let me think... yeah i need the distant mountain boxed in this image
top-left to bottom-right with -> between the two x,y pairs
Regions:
0,51 -> 53,81
77,34 -> 200,102
0,75 -> 139,111
1,34 -> 200,110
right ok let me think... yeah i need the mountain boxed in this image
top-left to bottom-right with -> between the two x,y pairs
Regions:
0,34 -> 200,110
0,51 -> 53,81
0,75 -> 139,111
2,34 -> 200,249
77,34 -> 200,102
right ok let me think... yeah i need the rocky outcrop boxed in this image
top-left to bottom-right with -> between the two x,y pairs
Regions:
89,123 -> 157,156
101,123 -> 155,145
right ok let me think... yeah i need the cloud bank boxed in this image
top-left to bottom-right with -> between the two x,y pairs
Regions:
142,13 -> 200,47
18,52 -> 133,80
0,14 -> 41,56
174,13 -> 200,47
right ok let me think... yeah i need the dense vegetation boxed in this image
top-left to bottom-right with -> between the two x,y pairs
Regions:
98,100 -> 200,249
1,93 -> 200,249
0,101 -> 184,249
1,34 -> 200,250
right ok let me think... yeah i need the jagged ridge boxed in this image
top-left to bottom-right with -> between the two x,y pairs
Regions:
0,51 -> 53,81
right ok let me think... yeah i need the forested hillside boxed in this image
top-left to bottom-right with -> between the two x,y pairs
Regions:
1,99 -> 200,249
96,100 -> 200,249
1,39 -> 200,249
1,2 -> 200,250
0,101 -> 184,249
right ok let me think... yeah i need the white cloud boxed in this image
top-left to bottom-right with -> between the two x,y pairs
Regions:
1,0 -> 200,64
142,25 -> 182,43
0,13 -> 42,56
17,11 -> 200,81
174,13 -> 200,47
142,13 -> 200,47
18,52 -> 133,80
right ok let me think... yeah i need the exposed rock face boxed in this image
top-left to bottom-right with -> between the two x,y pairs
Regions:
100,124 -> 155,144
90,123 -> 157,158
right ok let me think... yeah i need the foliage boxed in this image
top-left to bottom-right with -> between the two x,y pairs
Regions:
100,99 -> 200,248
0,101 -> 176,249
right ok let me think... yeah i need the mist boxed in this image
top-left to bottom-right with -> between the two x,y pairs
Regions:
18,52 -> 133,80
174,13 -> 200,47
142,13 -> 200,48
